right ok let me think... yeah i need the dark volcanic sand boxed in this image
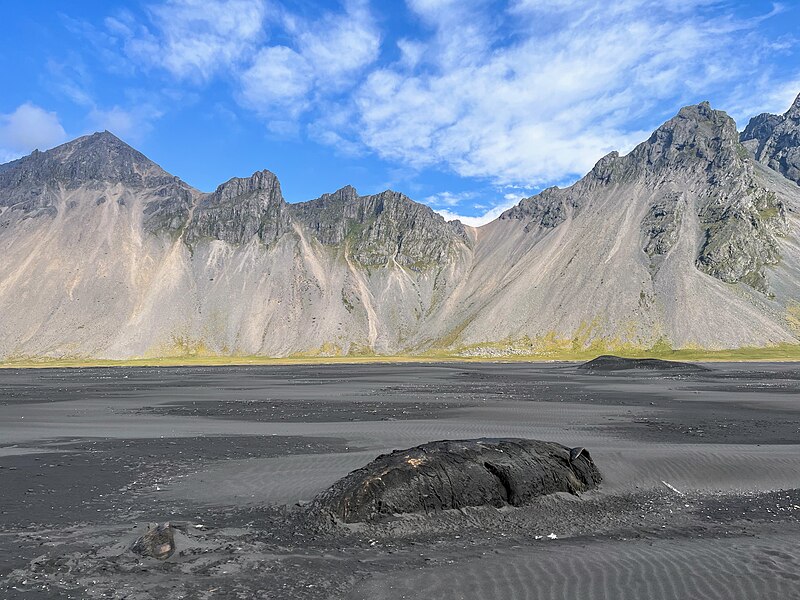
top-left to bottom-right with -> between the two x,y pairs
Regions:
0,362 -> 799,599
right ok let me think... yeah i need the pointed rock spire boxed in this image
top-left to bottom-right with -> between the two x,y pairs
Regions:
787,92 -> 800,118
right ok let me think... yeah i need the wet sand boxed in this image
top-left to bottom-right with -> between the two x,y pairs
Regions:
0,362 -> 798,599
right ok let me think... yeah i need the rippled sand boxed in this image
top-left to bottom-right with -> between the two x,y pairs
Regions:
1,362 -> 798,599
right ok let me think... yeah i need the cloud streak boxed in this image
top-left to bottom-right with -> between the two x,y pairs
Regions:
351,0 -> 792,186
114,0 -> 268,82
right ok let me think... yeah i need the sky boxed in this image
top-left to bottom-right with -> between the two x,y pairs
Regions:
1,1 -> 799,225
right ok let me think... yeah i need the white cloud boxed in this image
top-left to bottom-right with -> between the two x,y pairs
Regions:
94,0 -> 799,194
239,0 -> 380,120
726,76 -> 800,126
120,0 -> 268,81
434,195 -> 522,227
115,0 -> 380,130
88,104 -> 164,142
295,0 -> 380,85
0,103 -> 67,160
350,0 -> 794,185
240,46 -> 313,114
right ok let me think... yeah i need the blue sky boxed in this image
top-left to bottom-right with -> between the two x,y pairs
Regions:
1,0 -> 799,224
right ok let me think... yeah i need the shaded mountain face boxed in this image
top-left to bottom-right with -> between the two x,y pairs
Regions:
186,170 -> 290,246
0,98 -> 799,360
184,175 -> 468,269
741,94 -> 800,186
0,131 -> 196,233
501,102 -> 788,292
291,186 -> 469,269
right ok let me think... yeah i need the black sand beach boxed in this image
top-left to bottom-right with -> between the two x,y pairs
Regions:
1,362 -> 799,599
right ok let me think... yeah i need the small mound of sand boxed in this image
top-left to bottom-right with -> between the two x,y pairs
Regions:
578,355 -> 708,373
312,438 -> 602,523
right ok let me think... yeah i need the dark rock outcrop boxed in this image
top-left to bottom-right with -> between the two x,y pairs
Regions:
641,192 -> 685,264
501,103 -> 788,294
499,186 -> 574,232
741,93 -> 800,186
634,103 -> 787,292
186,170 -> 290,245
291,186 -> 468,269
578,355 -> 709,373
0,131 -> 178,194
312,438 -> 602,523
131,522 -> 176,560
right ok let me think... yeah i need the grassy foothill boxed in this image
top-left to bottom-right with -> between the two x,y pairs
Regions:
2,342 -> 800,369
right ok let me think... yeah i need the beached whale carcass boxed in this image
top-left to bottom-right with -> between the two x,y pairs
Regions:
313,438 -> 602,523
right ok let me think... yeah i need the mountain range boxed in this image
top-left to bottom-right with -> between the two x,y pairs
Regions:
1,95 -> 800,360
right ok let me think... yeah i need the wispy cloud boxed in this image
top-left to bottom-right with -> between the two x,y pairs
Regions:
112,0 -> 268,82
45,56 -> 165,142
425,191 -> 476,208
351,0 -> 792,186
88,104 -> 164,142
430,188 -> 530,227
107,0 -> 379,130
238,0 -> 380,130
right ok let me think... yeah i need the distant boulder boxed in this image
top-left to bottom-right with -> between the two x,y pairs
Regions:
577,355 -> 709,373
313,438 -> 602,523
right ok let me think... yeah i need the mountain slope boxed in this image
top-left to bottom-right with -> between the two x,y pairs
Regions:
426,103 -> 800,352
0,100 -> 799,360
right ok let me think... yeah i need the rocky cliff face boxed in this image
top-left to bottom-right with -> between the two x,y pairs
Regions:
741,93 -> 800,186
292,187 -> 468,269
497,103 -> 789,293
1,97 -> 799,360
182,175 -> 468,269
636,102 -> 787,292
186,170 -> 290,245
0,131 -> 196,233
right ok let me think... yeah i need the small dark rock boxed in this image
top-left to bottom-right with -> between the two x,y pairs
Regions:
131,522 -> 176,560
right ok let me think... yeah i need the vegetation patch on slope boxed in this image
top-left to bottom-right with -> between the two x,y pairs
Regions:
3,342 -> 800,369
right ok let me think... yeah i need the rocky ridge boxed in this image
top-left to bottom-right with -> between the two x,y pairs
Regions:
1,97 -> 800,359
741,93 -> 800,185
292,186 -> 469,268
504,103 -> 788,292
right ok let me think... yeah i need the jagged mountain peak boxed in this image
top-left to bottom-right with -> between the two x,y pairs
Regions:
654,101 -> 737,141
74,129 -> 128,147
313,184 -> 360,205
213,169 -> 283,202
186,169 -> 287,246
499,102 -> 742,231
0,130 -> 177,193
741,91 -> 800,185
641,102 -> 740,164
787,92 -> 800,118
50,130 -> 167,177
289,185 -> 467,268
